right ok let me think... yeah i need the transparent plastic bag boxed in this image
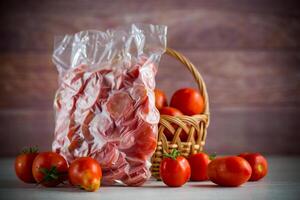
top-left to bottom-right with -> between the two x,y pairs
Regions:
52,24 -> 167,186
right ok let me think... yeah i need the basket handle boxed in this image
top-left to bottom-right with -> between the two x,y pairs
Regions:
165,48 -> 210,116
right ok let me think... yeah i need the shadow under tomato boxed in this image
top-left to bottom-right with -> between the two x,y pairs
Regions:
0,179 -> 86,192
0,179 -> 37,189
100,184 -> 168,188
139,185 -> 172,189
189,183 -> 219,188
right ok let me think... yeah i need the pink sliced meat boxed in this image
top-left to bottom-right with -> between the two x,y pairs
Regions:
121,159 -> 150,186
54,88 -> 76,112
130,84 -> 148,107
106,92 -> 134,121
89,112 -> 113,138
51,25 -> 167,186
59,64 -> 87,100
53,58 -> 159,186
76,73 -> 102,111
93,142 -> 120,170
101,152 -> 128,185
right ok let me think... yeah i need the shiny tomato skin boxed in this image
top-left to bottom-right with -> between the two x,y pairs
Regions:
154,89 -> 168,111
15,153 -> 38,183
238,153 -> 268,181
69,157 -> 102,192
207,156 -> 252,187
170,88 -> 204,115
188,153 -> 210,181
160,156 -> 191,187
160,107 -> 182,116
32,152 -> 68,187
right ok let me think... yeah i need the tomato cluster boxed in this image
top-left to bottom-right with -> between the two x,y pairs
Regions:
15,147 -> 268,189
155,88 -> 268,187
159,151 -> 268,187
154,88 -> 205,142
155,88 -> 204,116
15,147 -> 102,192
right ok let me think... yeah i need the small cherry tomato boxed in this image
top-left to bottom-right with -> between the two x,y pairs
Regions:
160,106 -> 182,116
69,157 -> 102,192
207,156 -> 252,187
154,89 -> 167,110
188,152 -> 210,181
160,150 -> 191,187
32,152 -> 68,187
170,88 -> 204,115
238,153 -> 268,181
15,147 -> 39,183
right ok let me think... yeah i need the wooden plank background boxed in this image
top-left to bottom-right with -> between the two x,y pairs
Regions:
0,0 -> 300,156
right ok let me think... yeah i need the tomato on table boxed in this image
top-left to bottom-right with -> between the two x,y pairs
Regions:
238,153 -> 268,181
69,157 -> 102,192
15,147 -> 39,183
160,150 -> 191,187
207,156 -> 252,187
32,152 -> 68,187
170,88 -> 204,115
188,152 -> 211,181
154,89 -> 167,111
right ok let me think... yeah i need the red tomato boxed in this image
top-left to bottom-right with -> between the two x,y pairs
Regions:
159,106 -> 189,141
207,156 -> 252,187
69,157 -> 102,192
15,147 -> 39,183
154,89 -> 167,110
32,152 -> 68,187
160,107 -> 182,116
238,153 -> 268,181
170,88 -> 204,115
160,150 -> 191,187
188,152 -> 210,181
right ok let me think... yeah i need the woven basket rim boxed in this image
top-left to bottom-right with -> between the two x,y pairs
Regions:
164,48 -> 210,125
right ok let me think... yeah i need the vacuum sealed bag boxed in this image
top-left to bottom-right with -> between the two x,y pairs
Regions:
52,24 -> 167,186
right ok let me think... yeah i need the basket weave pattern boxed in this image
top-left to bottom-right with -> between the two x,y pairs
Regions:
151,48 -> 210,180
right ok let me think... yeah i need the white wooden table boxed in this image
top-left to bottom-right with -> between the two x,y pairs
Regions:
1,156 -> 300,200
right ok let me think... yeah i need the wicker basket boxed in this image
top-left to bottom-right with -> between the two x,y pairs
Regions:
150,48 -> 210,180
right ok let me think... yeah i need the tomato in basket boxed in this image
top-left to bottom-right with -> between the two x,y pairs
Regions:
154,89 -> 168,111
170,88 -> 204,115
160,106 -> 182,116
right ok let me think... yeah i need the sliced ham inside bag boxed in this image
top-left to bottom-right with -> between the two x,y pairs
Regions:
52,24 -> 166,186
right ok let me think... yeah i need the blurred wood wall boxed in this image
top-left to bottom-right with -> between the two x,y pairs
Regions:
0,0 -> 300,156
